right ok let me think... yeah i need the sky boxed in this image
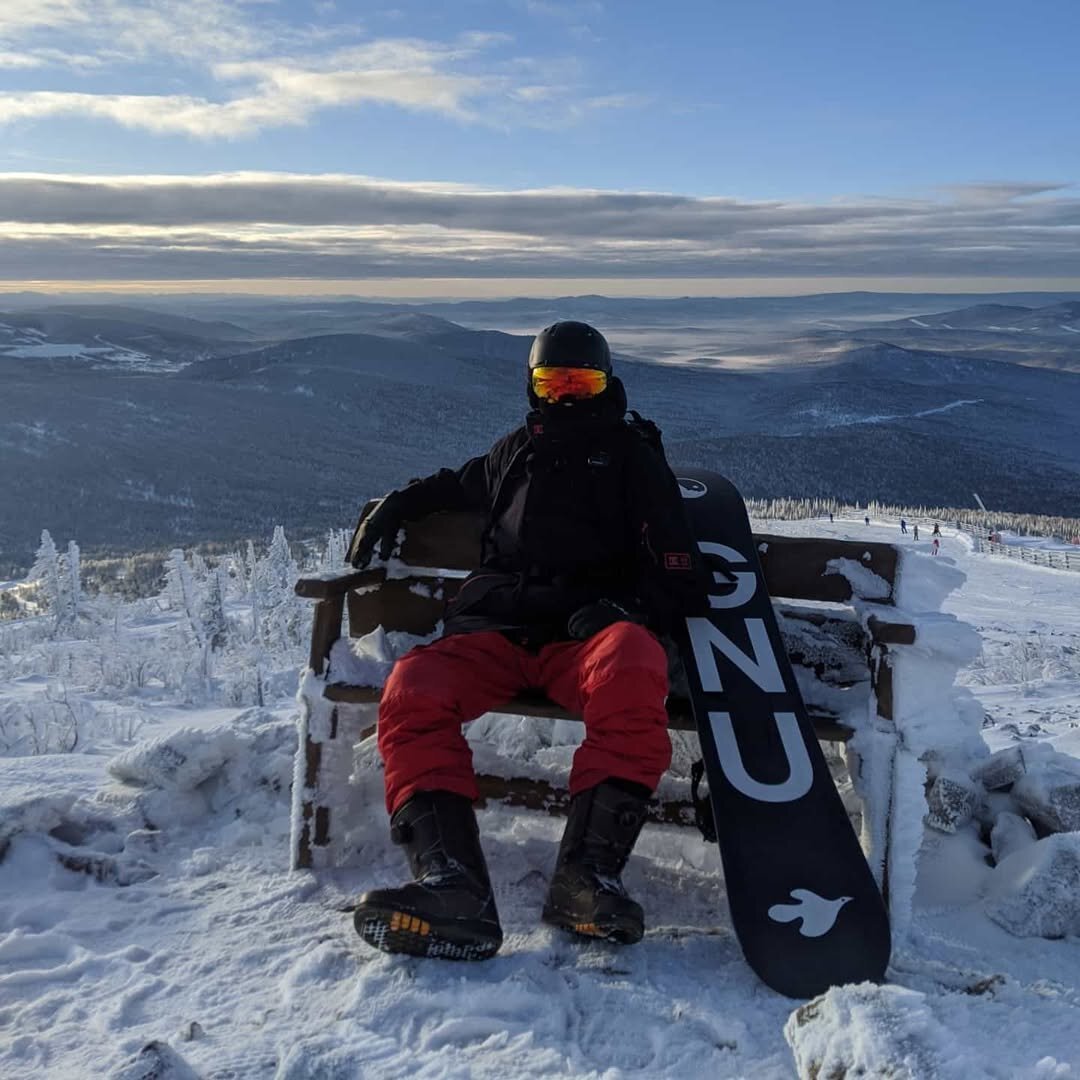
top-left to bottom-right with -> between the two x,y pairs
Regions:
1,0 -> 1079,297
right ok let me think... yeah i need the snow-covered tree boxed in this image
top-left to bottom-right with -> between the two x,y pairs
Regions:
28,530 -> 62,618
59,540 -> 83,628
265,526 -> 298,596
164,549 -> 203,643
255,526 -> 305,652
321,528 -> 348,571
200,564 -> 229,652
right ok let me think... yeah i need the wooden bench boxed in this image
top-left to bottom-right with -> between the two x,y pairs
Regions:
290,508 -> 917,876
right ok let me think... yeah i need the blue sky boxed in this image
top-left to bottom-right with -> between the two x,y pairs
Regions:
2,0 -> 1079,295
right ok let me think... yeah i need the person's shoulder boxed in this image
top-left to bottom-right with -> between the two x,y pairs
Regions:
486,425 -> 528,461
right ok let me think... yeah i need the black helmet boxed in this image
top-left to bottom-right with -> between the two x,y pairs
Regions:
528,321 -> 612,374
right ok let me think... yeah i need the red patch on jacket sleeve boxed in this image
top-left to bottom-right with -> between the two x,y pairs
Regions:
664,552 -> 692,570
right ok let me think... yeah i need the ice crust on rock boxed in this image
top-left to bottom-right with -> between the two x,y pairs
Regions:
1012,753 -> 1080,834
984,833 -> 1080,939
973,746 -> 1029,791
926,772 -> 979,833
104,713 -> 295,834
107,727 -> 242,791
109,1039 -> 200,1080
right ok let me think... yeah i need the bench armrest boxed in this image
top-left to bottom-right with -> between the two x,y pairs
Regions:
295,567 -> 384,599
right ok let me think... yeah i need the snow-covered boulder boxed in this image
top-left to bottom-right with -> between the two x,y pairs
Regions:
0,792 -> 78,856
109,1040 -> 200,1080
925,772 -> 979,833
984,833 -> 1080,939
972,746 -> 1028,792
784,983 -> 968,1079
1012,754 -> 1080,834
103,713 -> 296,832
108,726 -> 243,792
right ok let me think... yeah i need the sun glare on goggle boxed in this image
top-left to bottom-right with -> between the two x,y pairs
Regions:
531,366 -> 609,403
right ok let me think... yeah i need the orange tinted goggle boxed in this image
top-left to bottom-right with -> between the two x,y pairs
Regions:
531,366 -> 608,403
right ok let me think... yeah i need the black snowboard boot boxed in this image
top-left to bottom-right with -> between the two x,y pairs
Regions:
542,778 -> 650,945
353,790 -> 502,961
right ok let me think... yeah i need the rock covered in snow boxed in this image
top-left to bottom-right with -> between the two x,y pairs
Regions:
103,711 -> 296,832
972,746 -> 1028,792
784,983 -> 968,1079
0,792 -> 78,855
989,811 -> 1037,864
925,772 -> 979,833
108,726 -> 243,791
109,1040 -> 200,1080
984,833 -> 1080,939
1012,754 -> 1080,834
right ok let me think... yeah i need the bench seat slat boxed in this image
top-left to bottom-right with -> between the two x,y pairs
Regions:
320,682 -> 853,741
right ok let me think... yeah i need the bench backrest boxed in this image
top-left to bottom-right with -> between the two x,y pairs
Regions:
343,508 -> 901,639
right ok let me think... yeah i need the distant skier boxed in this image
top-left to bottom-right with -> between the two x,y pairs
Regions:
865,515 -> 871,526
900,518 -> 907,535
932,538 -> 940,555
829,512 -> 834,523
932,522 -> 941,537
912,523 -> 919,541
346,321 -> 710,961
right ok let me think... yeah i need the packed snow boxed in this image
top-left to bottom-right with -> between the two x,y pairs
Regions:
2,519 -> 1080,1078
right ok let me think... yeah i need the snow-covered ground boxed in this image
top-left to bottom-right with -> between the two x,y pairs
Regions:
2,522 -> 1080,1078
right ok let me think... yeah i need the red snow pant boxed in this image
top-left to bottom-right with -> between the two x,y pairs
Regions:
378,622 -> 671,814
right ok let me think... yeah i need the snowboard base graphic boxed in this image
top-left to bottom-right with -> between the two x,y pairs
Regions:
670,468 -> 891,998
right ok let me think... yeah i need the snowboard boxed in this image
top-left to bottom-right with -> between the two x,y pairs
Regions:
669,468 -> 891,998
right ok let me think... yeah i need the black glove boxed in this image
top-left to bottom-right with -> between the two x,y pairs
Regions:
567,599 -> 645,641
347,491 -> 407,568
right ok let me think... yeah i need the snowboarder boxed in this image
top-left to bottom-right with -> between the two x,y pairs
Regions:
900,518 -> 907,534
346,321 -> 710,961
912,523 -> 919,541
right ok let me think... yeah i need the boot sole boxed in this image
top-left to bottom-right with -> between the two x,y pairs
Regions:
354,904 -> 502,962
542,905 -> 643,945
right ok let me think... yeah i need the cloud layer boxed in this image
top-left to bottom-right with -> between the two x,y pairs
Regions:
1,172 -> 1078,281
0,1 -> 624,136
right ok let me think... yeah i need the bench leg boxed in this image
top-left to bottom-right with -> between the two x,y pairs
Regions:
291,679 -> 381,870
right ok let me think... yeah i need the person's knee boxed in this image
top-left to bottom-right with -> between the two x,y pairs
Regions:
592,622 -> 668,683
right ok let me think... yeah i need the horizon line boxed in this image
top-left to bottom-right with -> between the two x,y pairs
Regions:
4,276 -> 1080,302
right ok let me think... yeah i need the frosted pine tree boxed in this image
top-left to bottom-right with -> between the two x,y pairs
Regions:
162,549 -> 212,696
322,528 -> 348,570
59,540 -> 83,629
265,526 -> 297,595
260,526 -> 303,653
244,539 -> 262,643
200,564 -> 229,652
28,530 -> 62,622
164,549 -> 203,642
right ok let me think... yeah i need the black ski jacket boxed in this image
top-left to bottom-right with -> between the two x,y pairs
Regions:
386,406 -> 710,645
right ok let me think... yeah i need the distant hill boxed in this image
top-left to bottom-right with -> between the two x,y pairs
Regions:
2,301 -> 1080,573
0,304 -> 261,371
881,301 -> 1080,337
